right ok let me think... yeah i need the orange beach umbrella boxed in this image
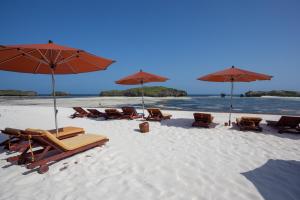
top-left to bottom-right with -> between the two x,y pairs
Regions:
0,40 -> 115,133
198,66 -> 272,125
116,70 -> 168,115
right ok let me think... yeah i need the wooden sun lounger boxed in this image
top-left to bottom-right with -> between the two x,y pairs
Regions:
266,116 -> 300,133
70,107 -> 96,118
146,108 -> 172,121
1,127 -> 84,152
8,129 -> 108,174
104,109 -> 124,119
236,117 -> 263,132
121,107 -> 143,120
192,113 -> 214,128
87,109 -> 107,118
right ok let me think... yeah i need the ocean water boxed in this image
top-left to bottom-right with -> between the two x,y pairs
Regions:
153,96 -> 300,115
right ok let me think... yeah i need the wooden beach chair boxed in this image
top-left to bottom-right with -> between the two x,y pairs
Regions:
87,109 -> 107,118
121,107 -> 143,120
9,129 -> 109,174
1,127 -> 84,152
146,108 -> 172,121
104,109 -> 124,119
236,117 -> 263,132
192,113 -> 214,128
70,107 -> 96,118
266,116 -> 300,133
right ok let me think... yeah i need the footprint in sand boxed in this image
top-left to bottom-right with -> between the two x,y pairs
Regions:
60,166 -> 68,171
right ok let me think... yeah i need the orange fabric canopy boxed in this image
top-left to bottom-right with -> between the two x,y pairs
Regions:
116,70 -> 168,85
0,41 -> 115,74
198,66 -> 272,82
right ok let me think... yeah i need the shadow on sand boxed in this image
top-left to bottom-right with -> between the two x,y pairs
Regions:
159,118 -> 218,129
229,123 -> 300,140
242,159 -> 300,200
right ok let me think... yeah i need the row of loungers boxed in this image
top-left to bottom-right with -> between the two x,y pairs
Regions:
71,107 -> 300,133
0,127 -> 109,174
71,107 -> 172,121
193,113 -> 300,133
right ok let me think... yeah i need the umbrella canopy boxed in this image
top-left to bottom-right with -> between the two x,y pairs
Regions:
0,41 -> 114,74
198,66 -> 272,82
116,70 -> 168,85
0,40 -> 115,134
116,70 -> 168,115
198,66 -> 272,125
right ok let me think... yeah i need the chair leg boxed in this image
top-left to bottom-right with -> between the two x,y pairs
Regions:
38,165 -> 49,174
27,140 -> 108,172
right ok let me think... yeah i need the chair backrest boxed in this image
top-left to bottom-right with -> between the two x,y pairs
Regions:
105,109 -> 122,115
147,108 -> 163,117
73,107 -> 88,114
241,117 -> 262,126
277,116 -> 300,128
23,129 -> 69,151
87,109 -> 101,115
122,107 -> 137,115
193,113 -> 213,123
1,128 -> 22,137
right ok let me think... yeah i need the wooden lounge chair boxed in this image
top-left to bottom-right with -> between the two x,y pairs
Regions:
10,129 -> 108,174
192,113 -> 214,128
146,108 -> 172,121
70,107 -> 96,118
87,109 -> 107,118
236,117 -> 263,132
266,116 -> 300,133
1,127 -> 84,152
104,109 -> 124,119
0,128 -> 23,151
121,107 -> 143,120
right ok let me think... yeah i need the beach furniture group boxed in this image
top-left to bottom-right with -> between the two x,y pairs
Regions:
1,106 -> 299,174
70,107 -> 300,133
1,127 -> 108,174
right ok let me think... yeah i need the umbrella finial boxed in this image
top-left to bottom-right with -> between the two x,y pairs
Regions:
232,66 -> 235,68
48,40 -> 53,44
140,69 -> 143,72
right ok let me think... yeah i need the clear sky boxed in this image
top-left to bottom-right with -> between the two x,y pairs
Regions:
0,0 -> 299,94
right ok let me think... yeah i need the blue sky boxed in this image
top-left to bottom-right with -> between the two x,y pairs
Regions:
0,0 -> 299,94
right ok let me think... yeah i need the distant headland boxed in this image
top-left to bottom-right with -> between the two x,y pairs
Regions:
245,90 -> 300,97
0,90 -> 37,96
99,86 -> 187,97
0,90 -> 70,96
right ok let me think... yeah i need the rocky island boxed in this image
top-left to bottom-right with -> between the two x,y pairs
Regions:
51,91 -> 70,96
245,90 -> 300,97
100,86 -> 187,97
0,90 -> 37,96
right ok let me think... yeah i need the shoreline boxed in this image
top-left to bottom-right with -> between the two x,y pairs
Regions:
0,104 -> 287,117
0,96 -> 299,116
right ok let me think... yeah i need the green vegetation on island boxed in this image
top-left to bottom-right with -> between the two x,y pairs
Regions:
245,90 -> 300,97
0,90 -> 37,96
51,91 -> 70,96
100,86 -> 187,97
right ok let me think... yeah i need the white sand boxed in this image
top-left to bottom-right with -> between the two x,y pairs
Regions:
0,105 -> 300,200
0,96 -> 191,108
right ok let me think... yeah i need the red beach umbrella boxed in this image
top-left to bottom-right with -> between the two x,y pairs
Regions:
0,40 -> 115,134
116,70 -> 169,116
198,66 -> 272,125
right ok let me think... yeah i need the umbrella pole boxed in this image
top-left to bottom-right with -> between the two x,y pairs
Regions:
141,81 -> 145,117
51,69 -> 59,136
229,80 -> 234,126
